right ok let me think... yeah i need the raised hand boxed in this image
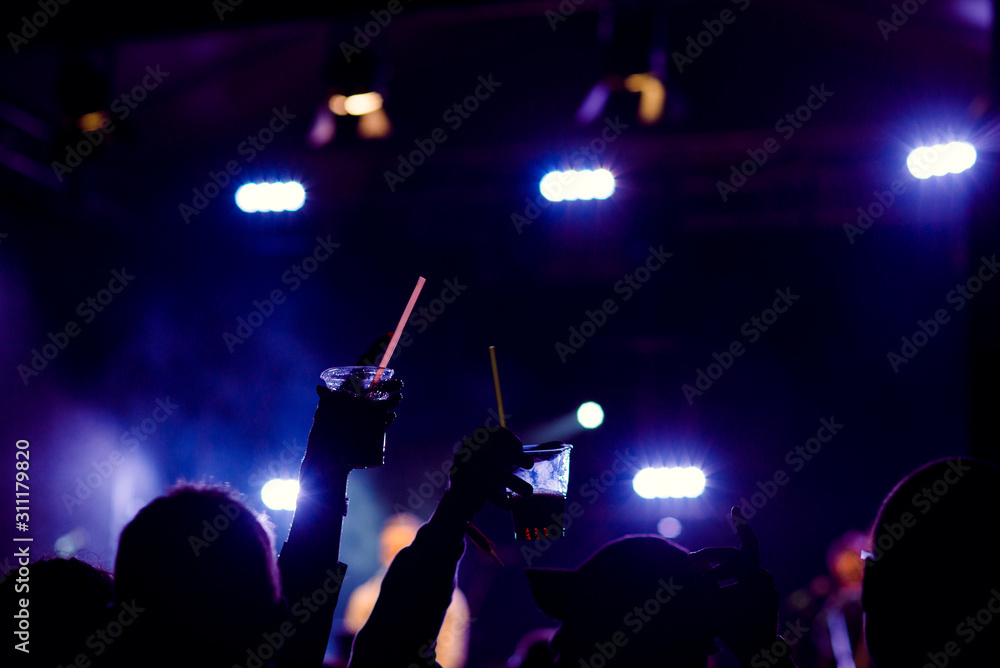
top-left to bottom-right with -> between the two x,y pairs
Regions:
448,427 -> 534,511
302,335 -> 403,475
690,508 -> 782,665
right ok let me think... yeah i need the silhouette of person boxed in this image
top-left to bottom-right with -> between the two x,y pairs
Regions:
525,508 -> 798,667
2,556 -> 114,667
348,425 -> 533,668
344,513 -> 470,668
111,337 -> 402,668
113,484 -> 286,668
862,457 -> 1000,668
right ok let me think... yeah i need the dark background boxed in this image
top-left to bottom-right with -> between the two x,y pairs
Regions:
1,0 -> 998,665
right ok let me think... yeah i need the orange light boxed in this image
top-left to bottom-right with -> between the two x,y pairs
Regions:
77,111 -> 109,132
328,95 -> 347,116
624,73 -> 666,125
357,107 -> 392,140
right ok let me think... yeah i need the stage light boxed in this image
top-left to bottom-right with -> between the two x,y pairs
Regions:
328,92 -> 384,116
357,107 -> 392,140
633,467 -> 706,499
235,182 -> 306,213
657,516 -> 682,538
344,91 -> 383,116
54,527 -> 90,558
576,401 -> 604,429
261,479 -> 299,511
907,141 -> 977,179
329,94 -> 348,116
540,169 -> 615,202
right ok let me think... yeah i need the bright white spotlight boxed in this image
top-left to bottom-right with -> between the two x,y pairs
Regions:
576,401 -> 604,429
632,467 -> 706,499
657,516 -> 682,538
540,169 -> 615,202
235,182 -> 306,213
261,479 -> 299,511
907,141 -> 977,179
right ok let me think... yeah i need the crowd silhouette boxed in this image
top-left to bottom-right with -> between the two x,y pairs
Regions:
5,343 -> 999,668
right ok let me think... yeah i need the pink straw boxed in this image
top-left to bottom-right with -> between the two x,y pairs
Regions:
371,276 -> 426,389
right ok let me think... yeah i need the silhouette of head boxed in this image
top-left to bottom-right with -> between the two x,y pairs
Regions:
114,484 -> 284,666
526,535 -> 717,668
862,457 -> 1000,667
1,557 -> 114,667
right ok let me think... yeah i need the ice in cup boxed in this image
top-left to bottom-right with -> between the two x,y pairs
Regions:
320,366 -> 395,468
510,444 -> 572,541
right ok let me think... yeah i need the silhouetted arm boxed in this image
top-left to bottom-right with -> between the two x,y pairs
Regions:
277,379 -> 401,667
348,487 -> 475,668
349,428 -> 531,668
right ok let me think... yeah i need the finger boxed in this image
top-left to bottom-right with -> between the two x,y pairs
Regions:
516,451 -> 534,470
732,506 -> 760,568
537,441 -> 564,448
356,333 -> 392,366
496,427 -> 524,447
505,474 -> 533,498
385,412 -> 396,430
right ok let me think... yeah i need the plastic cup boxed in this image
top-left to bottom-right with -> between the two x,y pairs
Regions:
510,444 -> 572,541
320,366 -> 394,468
